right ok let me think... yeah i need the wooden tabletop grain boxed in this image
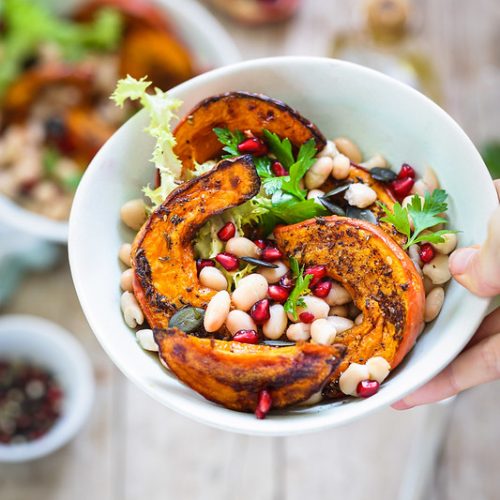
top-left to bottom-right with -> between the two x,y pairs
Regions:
1,1 -> 499,499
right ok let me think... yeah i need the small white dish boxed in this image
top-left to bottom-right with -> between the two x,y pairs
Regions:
0,315 -> 94,462
69,57 -> 497,436
0,0 -> 240,243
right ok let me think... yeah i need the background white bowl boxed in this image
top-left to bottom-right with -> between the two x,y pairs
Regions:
0,315 -> 94,462
0,0 -> 240,244
69,57 -> 497,436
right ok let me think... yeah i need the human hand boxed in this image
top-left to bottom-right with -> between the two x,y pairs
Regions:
393,180 -> 500,410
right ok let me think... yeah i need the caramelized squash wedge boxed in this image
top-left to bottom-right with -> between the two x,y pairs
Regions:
132,155 -> 260,329
173,92 -> 327,171
274,215 -> 425,398
154,329 -> 346,412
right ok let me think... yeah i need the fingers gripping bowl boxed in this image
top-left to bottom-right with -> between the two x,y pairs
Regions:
69,58 -> 497,435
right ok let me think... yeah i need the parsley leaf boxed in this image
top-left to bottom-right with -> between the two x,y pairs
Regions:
280,139 -> 316,200
284,257 -> 313,320
254,156 -> 272,178
379,189 -> 457,249
213,128 -> 245,157
263,130 -> 294,168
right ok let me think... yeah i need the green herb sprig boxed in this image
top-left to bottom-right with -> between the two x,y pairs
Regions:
284,257 -> 313,321
379,189 -> 457,249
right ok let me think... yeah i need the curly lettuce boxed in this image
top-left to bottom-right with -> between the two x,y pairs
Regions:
111,76 -> 183,207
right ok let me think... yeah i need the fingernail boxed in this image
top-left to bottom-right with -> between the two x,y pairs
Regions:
449,247 -> 478,276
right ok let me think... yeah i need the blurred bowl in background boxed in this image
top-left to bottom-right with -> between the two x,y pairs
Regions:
0,315 -> 94,462
69,57 -> 496,436
0,0 -> 240,244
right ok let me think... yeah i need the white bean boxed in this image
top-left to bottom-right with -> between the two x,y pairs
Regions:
325,282 -> 351,306
232,273 -> 269,310
331,153 -> 351,180
304,156 -> 334,189
424,286 -> 445,322
257,261 -> 289,284
199,266 -> 227,291
329,305 -> 349,318
119,243 -> 132,267
354,313 -> 364,325
288,296 -> 329,323
423,276 -> 435,294
366,356 -> 391,383
307,189 -> 325,205
204,290 -> 231,332
226,310 -> 257,336
431,233 -> 457,255
326,316 -> 354,333
298,391 -> 323,406
225,237 -> 260,258
339,363 -> 370,396
360,153 -> 387,170
344,183 -> 377,209
262,304 -> 288,340
333,137 -> 362,164
411,179 -> 428,196
423,166 -> 440,192
423,254 -> 451,284
136,329 -> 158,352
120,268 -> 134,292
120,291 -> 144,328
408,244 -> 422,266
317,140 -> 338,159
120,199 -> 147,231
310,318 -> 337,345
286,322 -> 311,342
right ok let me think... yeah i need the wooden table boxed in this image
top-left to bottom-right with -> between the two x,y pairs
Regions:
1,1 -> 499,499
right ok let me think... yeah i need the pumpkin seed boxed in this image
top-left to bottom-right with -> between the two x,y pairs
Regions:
346,206 -> 378,224
240,257 -> 278,268
261,340 -> 296,347
318,198 -> 346,216
370,167 -> 397,183
322,183 -> 352,198
169,307 -> 205,333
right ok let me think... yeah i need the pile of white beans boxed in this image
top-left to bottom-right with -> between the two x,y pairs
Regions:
117,134 -> 456,399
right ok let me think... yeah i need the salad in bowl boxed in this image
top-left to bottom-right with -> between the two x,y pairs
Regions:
112,76 -> 457,419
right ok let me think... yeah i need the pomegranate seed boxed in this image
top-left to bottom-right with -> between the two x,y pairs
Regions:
390,177 -> 415,201
304,265 -> 327,287
312,278 -> 332,298
261,247 -> 283,262
299,312 -> 315,324
268,285 -> 290,303
356,380 -> 380,398
419,243 -> 436,263
196,259 -> 215,274
255,389 -> 272,419
397,163 -> 416,179
238,137 -> 268,156
271,161 -> 288,176
278,273 -> 294,289
233,329 -> 259,344
215,252 -> 239,271
254,239 -> 270,249
250,299 -> 271,324
217,222 -> 236,241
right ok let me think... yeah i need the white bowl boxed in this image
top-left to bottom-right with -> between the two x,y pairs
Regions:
0,0 -> 240,244
69,57 -> 497,436
0,315 -> 94,462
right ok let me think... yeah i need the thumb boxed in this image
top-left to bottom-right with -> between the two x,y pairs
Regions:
449,204 -> 500,297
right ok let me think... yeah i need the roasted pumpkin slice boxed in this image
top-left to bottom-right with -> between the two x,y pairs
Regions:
154,329 -> 346,412
119,28 -> 194,91
132,155 -> 260,329
173,91 -> 327,171
274,215 -> 425,398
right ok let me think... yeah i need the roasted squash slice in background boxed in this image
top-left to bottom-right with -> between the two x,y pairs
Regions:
173,91 -> 327,170
274,215 -> 425,398
132,155 -> 260,329
155,329 -> 346,412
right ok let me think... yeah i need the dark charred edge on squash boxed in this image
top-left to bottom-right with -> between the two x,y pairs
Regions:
175,91 -> 327,150
133,155 -> 260,316
153,329 -> 346,411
